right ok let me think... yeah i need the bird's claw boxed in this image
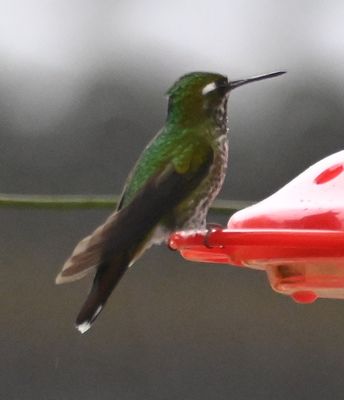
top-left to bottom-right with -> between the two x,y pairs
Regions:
204,223 -> 223,249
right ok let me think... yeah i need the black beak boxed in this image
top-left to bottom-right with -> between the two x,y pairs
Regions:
228,71 -> 286,91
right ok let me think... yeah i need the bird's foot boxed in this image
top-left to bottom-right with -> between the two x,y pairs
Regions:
204,223 -> 223,249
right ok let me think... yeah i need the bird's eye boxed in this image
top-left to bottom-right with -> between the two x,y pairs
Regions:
202,82 -> 217,95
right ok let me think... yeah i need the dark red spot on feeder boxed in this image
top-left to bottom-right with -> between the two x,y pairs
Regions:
314,163 -> 343,184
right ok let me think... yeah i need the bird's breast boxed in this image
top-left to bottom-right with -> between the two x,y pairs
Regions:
174,129 -> 229,230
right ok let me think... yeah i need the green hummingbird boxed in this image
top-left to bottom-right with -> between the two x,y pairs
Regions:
56,70 -> 285,333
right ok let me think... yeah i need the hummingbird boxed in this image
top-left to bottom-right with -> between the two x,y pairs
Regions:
56,70 -> 286,333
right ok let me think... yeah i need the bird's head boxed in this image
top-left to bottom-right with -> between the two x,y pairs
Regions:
166,70 -> 286,125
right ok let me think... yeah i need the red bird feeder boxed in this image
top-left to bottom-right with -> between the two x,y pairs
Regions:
169,151 -> 344,304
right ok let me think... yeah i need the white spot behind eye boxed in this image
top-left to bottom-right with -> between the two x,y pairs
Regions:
202,82 -> 217,95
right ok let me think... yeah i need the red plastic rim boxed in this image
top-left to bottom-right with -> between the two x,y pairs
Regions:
169,229 -> 344,265
170,229 -> 344,249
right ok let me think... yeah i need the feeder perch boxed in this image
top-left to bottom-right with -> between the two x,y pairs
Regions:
169,151 -> 344,304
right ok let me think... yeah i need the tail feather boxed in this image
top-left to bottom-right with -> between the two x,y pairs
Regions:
56,201 -> 156,333
76,253 -> 129,333
56,212 -> 119,284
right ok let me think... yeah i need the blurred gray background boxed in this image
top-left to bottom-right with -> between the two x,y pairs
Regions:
2,0 -> 344,399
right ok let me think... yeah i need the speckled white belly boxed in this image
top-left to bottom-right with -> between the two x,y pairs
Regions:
182,133 -> 229,229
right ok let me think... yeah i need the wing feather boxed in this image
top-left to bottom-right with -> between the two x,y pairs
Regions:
55,146 -> 214,285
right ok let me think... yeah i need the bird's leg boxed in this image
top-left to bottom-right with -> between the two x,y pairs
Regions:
204,222 -> 223,249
